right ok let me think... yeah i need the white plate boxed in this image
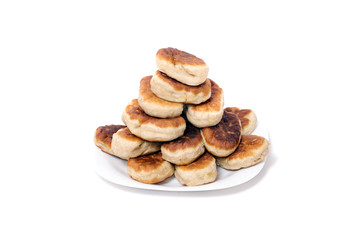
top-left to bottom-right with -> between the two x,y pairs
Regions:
94,120 -> 269,191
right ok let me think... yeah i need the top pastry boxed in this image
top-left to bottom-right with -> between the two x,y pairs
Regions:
156,47 -> 209,86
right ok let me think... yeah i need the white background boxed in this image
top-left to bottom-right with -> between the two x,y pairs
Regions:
1,0 -> 361,239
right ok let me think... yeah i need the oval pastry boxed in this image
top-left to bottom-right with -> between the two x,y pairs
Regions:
150,70 -> 211,104
155,47 -> 209,86
161,124 -> 205,165
111,127 -> 161,160
225,107 -> 257,135
122,99 -> 186,142
94,124 -> 126,155
127,152 -> 174,184
138,75 -> 183,118
217,135 -> 269,170
186,80 -> 224,128
175,152 -> 217,186
201,111 -> 242,157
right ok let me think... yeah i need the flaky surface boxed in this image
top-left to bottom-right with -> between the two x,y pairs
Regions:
186,80 -> 224,128
94,125 -> 126,155
150,70 -> 211,104
138,75 -> 183,118
127,152 -> 174,184
225,107 -> 257,135
111,127 -> 161,160
122,99 -> 186,141
161,124 -> 205,165
156,47 -> 209,86
201,111 -> 241,157
217,135 -> 269,170
174,152 -> 217,186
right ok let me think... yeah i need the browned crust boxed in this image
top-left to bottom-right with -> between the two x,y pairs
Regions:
156,48 -> 206,66
155,70 -> 211,95
177,152 -> 214,171
139,75 -> 182,107
125,99 -> 186,128
128,152 -> 165,173
201,111 -> 241,150
226,135 -> 267,161
188,80 -> 223,112
162,124 -> 202,152
225,107 -> 252,128
115,127 -> 142,142
94,125 -> 126,151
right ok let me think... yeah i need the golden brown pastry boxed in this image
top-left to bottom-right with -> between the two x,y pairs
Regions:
138,75 -> 183,118
186,80 -> 224,128
94,125 -> 126,155
217,135 -> 269,170
174,152 -> 217,186
161,124 -> 205,165
155,47 -> 209,86
151,70 -> 211,104
225,107 -> 257,135
122,99 -> 186,142
201,111 -> 241,157
127,152 -> 174,184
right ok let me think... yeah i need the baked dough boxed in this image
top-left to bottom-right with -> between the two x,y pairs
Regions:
201,111 -> 242,157
161,124 -> 204,165
186,80 -> 224,128
150,70 -> 211,104
155,47 -> 209,86
225,107 -> 257,135
122,99 -> 186,142
94,125 -> 126,155
174,152 -> 217,186
217,135 -> 269,170
138,75 -> 183,118
111,127 -> 161,159
127,152 -> 174,184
